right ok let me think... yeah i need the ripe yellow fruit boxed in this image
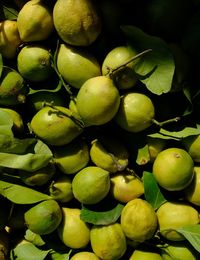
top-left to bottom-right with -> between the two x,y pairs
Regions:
90,223 -> 127,260
57,44 -> 101,89
76,76 -> 120,126
53,0 -> 101,46
17,0 -> 54,42
57,207 -> 90,249
156,201 -> 199,241
114,92 -> 155,132
0,20 -> 21,59
184,166 -> 200,206
120,198 -> 158,242
183,134 -> 200,162
153,148 -> 194,191
129,249 -> 163,260
70,252 -> 100,260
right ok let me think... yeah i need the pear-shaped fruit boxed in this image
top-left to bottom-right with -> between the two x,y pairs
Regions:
76,76 -> 120,126
17,0 -> 54,42
17,45 -> 53,82
72,166 -> 110,204
0,20 -> 21,59
30,105 -> 83,146
57,44 -> 101,89
90,223 -> 127,260
53,0 -> 101,46
53,138 -> 90,174
24,200 -> 62,235
114,92 -> 155,132
90,135 -> 129,173
49,175 -> 74,203
57,207 -> 90,249
0,67 -> 27,106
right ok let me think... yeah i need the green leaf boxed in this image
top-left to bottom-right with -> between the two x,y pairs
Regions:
142,171 -> 166,210
136,144 -> 150,165
0,180 -> 52,204
25,229 -> 46,247
80,203 -> 124,225
121,25 -> 175,95
0,54 -> 3,78
176,224 -> 200,253
0,109 -> 14,136
11,240 -> 50,260
0,1 -> 18,20
49,250 -> 72,260
148,127 -> 200,141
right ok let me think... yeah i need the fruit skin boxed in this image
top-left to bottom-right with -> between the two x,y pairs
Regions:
129,249 -> 163,260
147,137 -> 166,163
1,108 -> 24,135
17,0 -> 54,42
76,76 -> 120,126
72,166 -> 110,204
0,67 -> 27,106
30,105 -> 83,146
182,135 -> 200,162
53,0 -> 101,46
110,171 -> 144,203
70,251 -> 100,260
90,223 -> 127,260
53,139 -> 90,174
120,198 -> 158,242
17,45 -> 53,82
102,46 -> 138,89
0,20 -> 22,59
57,44 -> 101,89
184,166 -> 200,206
24,199 -> 62,235
161,241 -> 197,260
156,201 -> 199,241
90,136 -> 129,173
114,92 -> 155,132
153,148 -> 194,191
57,207 -> 90,249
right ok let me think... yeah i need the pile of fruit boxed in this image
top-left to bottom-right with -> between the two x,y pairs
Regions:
1,0 -> 200,259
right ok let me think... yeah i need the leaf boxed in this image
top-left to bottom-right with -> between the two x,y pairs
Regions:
25,229 -> 46,247
0,180 -> 52,204
148,126 -> 200,141
11,240 -> 50,260
136,144 -> 150,165
121,25 -> 175,95
176,224 -> 200,253
0,109 -> 14,136
0,1 -> 18,20
142,171 -> 166,210
80,203 -> 124,225
0,54 -> 3,78
49,250 -> 72,260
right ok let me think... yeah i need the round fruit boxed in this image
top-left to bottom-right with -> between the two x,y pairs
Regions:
184,166 -> 200,206
24,199 -> 62,235
153,148 -> 194,191
120,198 -> 158,242
156,201 -> 199,241
0,67 -> 26,106
182,135 -> 200,162
57,44 -> 101,89
53,138 -> 90,174
17,0 -> 54,42
72,166 -> 110,204
0,20 -> 21,59
110,171 -> 144,203
49,175 -> 74,203
53,0 -> 101,46
129,249 -> 163,260
102,46 -> 138,89
19,163 -> 55,186
161,241 -> 197,260
57,207 -> 90,249
90,223 -> 127,260
76,76 -> 120,126
30,105 -> 83,146
17,45 -> 53,82
114,92 -> 155,132
70,252 -> 100,260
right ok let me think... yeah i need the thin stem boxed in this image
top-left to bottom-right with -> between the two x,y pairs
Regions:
152,117 -> 181,127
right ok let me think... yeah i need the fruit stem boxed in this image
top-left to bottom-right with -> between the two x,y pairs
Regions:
107,48 -> 152,76
152,117 -> 181,127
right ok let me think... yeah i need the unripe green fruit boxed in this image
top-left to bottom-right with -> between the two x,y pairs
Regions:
24,200 -> 62,235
